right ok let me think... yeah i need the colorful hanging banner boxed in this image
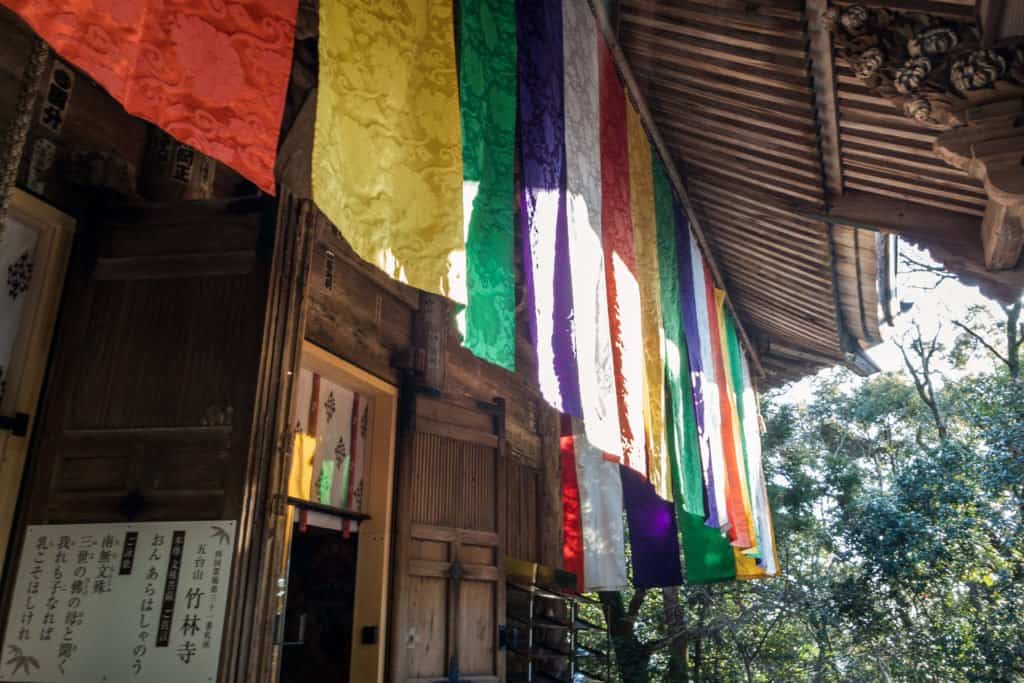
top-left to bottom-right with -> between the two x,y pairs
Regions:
672,207 -> 707,518
572,418 -> 628,591
739,350 -> 779,575
653,159 -> 691,504
660,198 -> 736,584
693,252 -> 730,532
4,0 -> 297,194
626,104 -> 669,498
561,416 -> 586,593
599,42 -> 646,475
620,467 -> 683,588
518,0 -> 582,417
291,369 -> 368,533
706,283 -> 752,549
458,0 -> 518,370
313,0 -> 466,303
723,309 -> 758,558
563,0 -> 621,457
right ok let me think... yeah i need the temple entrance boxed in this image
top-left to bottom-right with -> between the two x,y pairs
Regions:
278,512 -> 360,683
268,342 -> 398,683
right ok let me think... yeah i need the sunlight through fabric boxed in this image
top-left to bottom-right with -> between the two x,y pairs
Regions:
563,0 -> 622,457
457,0 -> 517,370
599,39 -> 647,475
707,284 -> 752,549
571,418 -> 628,591
626,102 -> 670,499
517,0 -> 582,418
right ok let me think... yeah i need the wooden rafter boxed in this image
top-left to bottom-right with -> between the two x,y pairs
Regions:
589,0 -> 767,378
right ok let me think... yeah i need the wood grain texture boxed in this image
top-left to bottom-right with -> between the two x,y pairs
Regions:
390,393 -> 505,682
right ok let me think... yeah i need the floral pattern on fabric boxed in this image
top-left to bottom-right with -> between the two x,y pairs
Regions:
2,0 -> 298,194
458,0 -> 518,371
313,0 -> 466,304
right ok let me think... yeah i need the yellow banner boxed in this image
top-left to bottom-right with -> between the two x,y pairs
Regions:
626,103 -> 670,500
313,0 -> 466,303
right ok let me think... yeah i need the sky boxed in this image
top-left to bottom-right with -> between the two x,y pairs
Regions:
776,240 -> 1016,404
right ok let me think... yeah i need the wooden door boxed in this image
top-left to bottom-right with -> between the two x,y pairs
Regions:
0,190 -> 74,573
390,392 -> 506,683
17,199 -> 271,525
0,198 -> 274,676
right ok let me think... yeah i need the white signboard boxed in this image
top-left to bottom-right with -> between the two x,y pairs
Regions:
1,521 -> 236,682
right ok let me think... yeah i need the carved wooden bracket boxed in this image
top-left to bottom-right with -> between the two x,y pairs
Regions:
828,5 -> 1024,271
934,98 -> 1024,269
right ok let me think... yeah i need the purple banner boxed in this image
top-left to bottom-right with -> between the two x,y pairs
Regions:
517,0 -> 582,418
621,466 -> 683,588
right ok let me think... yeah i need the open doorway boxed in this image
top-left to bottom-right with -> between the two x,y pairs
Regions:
273,342 -> 399,683
278,512 -> 359,683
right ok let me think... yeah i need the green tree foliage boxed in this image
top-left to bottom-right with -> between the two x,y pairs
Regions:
599,303 -> 1024,681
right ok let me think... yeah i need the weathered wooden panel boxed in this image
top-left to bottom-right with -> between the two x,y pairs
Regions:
506,458 -> 541,563
305,218 -> 417,384
407,576 -> 448,677
18,201 -> 269,527
458,579 -> 497,675
408,432 -> 498,533
391,393 -> 505,682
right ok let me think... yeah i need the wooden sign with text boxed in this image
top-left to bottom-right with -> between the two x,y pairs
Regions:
1,521 -> 235,682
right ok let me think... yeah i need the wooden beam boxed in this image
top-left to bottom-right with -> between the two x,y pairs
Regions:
588,0 -> 767,378
794,189 -> 981,246
798,190 -> 1024,303
806,0 -> 844,197
769,341 -> 846,366
981,200 -> 1024,270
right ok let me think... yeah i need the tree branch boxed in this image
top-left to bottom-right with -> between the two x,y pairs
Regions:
951,319 -> 1010,367
627,589 -> 648,620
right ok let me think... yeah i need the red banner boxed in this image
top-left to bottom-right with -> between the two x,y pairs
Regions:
4,0 -> 298,194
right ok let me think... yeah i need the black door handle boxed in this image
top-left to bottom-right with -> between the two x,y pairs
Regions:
0,413 -> 29,437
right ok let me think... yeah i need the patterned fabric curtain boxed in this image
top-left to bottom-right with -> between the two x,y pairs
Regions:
721,302 -> 758,556
517,0 -> 582,418
626,103 -> 669,499
706,284 -> 751,548
740,351 -> 778,574
571,418 -> 627,591
291,369 -> 369,532
2,0 -> 298,194
457,0 -> 518,370
313,0 -> 466,304
692,252 -> 730,532
598,41 -> 646,475
562,0 -> 621,457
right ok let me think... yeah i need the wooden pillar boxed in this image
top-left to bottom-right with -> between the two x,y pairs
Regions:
227,191 -> 315,683
539,404 -> 563,570
410,292 -> 451,393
